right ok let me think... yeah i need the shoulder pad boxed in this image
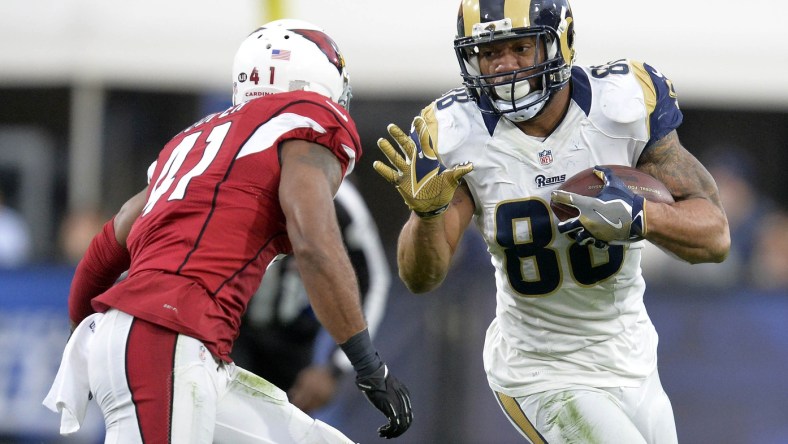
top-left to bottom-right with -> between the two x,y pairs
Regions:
579,59 -> 682,142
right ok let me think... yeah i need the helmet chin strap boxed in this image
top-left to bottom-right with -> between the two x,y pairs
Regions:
495,90 -> 546,122
494,79 -> 531,101
492,79 -> 547,122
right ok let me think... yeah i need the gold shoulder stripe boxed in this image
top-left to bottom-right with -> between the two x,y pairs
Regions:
630,60 -> 657,135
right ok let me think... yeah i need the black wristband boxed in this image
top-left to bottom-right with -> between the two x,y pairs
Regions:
414,204 -> 448,219
339,329 -> 382,378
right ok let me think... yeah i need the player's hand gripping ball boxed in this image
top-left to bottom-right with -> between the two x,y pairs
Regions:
551,165 -> 674,247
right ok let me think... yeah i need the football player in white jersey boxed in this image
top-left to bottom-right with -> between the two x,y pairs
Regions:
374,0 -> 730,443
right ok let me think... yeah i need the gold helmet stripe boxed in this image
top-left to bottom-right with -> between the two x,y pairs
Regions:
461,0 -> 532,36
560,16 -> 574,63
504,0 -> 531,29
461,0 -> 482,37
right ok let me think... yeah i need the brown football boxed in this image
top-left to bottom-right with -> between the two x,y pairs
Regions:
550,165 -> 674,221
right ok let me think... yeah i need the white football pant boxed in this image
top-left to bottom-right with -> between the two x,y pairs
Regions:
88,309 -> 354,444
494,368 -> 678,444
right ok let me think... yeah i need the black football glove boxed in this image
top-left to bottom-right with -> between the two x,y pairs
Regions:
356,364 -> 413,439
551,166 -> 647,247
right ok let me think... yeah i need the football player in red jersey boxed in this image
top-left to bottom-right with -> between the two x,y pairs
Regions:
44,19 -> 412,443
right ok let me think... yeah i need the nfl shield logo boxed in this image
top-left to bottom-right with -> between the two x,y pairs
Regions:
538,149 -> 553,165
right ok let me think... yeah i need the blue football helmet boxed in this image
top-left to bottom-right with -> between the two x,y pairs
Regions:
454,0 -> 575,122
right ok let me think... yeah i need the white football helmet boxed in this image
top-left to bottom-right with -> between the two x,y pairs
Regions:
232,19 -> 352,109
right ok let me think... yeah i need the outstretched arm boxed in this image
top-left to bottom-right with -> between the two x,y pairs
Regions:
278,140 -> 365,343
68,187 -> 147,329
637,130 -> 730,263
290,181 -> 392,412
279,139 -> 412,438
396,184 -> 475,293
113,188 -> 148,247
374,117 -> 475,293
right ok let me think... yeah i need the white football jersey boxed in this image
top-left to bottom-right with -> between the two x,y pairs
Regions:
419,59 -> 682,397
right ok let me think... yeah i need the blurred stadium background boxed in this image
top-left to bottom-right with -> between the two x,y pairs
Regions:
1,1 -> 786,443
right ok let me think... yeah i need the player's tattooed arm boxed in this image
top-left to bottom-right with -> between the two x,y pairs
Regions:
637,130 -> 723,209
637,129 -> 730,263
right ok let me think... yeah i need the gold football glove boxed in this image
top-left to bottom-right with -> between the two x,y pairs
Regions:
374,116 -> 473,218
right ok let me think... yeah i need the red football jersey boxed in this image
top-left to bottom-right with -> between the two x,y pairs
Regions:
92,91 -> 362,361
